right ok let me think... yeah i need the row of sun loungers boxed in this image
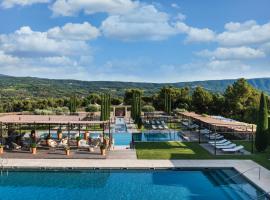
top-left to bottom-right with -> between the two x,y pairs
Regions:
145,120 -> 166,125
198,128 -> 244,153
181,121 -> 199,129
208,138 -> 244,153
151,124 -> 169,130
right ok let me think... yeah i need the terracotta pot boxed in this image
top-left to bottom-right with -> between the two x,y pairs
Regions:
31,147 -> 37,155
0,147 -> 3,154
77,141 -> 80,147
84,132 -> 89,140
100,148 -> 106,156
65,149 -> 70,156
58,133 -> 63,140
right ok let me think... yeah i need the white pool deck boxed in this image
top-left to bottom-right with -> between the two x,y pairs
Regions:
1,159 -> 270,194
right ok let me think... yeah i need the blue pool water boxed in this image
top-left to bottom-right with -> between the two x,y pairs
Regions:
133,132 -> 182,142
113,133 -> 132,146
0,169 -> 267,200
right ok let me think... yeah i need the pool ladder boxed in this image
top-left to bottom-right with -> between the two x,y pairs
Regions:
224,166 -> 261,182
0,157 -> 9,176
255,191 -> 270,200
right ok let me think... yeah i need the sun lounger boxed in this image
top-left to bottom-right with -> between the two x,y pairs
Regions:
209,139 -> 228,144
200,129 -> 211,134
152,125 -> 157,130
164,125 -> 169,129
158,125 -> 163,130
215,144 -> 237,149
182,121 -> 189,126
210,141 -> 232,146
161,121 -> 165,125
222,145 -> 244,153
209,135 -> 224,140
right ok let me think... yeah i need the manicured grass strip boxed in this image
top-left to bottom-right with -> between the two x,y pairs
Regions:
135,142 -> 211,159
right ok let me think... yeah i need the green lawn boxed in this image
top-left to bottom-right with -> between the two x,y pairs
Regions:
135,141 -> 270,170
135,142 -> 211,159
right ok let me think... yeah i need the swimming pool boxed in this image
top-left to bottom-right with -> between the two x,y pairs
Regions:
0,168 -> 267,200
133,132 -> 182,142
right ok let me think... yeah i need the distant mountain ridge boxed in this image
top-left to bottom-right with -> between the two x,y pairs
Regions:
0,74 -> 269,98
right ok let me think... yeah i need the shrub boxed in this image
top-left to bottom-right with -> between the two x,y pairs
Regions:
85,104 -> 99,112
142,105 -> 155,112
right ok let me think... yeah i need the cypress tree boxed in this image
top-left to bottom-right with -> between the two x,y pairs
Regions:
255,92 -> 268,152
168,92 -> 171,114
164,90 -> 167,113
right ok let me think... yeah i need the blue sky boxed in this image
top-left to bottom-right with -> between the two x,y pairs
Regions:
0,0 -> 269,82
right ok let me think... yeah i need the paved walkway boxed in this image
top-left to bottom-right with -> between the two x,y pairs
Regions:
1,159 -> 269,193
107,148 -> 137,159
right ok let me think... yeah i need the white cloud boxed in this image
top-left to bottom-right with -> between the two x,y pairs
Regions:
197,46 -> 265,60
0,23 -> 99,80
0,23 -> 99,57
176,22 -> 216,42
1,0 -> 49,8
171,3 -> 180,9
175,13 -> 186,21
101,5 -> 178,41
51,0 -> 137,16
217,20 -> 270,46
47,22 -> 100,41
0,51 -> 20,65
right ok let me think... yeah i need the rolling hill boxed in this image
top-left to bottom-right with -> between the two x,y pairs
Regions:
0,74 -> 269,98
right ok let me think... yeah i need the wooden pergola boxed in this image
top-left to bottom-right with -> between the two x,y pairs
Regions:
177,111 -> 256,154
0,114 -> 111,146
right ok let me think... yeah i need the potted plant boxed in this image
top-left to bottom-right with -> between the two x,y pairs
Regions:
65,146 -> 70,156
84,131 -> 89,140
104,135 -> 110,146
100,143 -> 106,156
57,128 -> 63,140
0,144 -> 4,154
76,136 -> 81,147
31,143 -> 37,154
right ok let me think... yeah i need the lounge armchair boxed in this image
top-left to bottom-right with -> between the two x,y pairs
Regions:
58,138 -> 68,147
47,139 -> 58,148
222,145 -> 244,153
78,139 -> 90,148
89,139 -> 100,148
11,142 -> 21,150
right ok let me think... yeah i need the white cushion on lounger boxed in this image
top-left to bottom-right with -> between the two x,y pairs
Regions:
222,145 -> 244,152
